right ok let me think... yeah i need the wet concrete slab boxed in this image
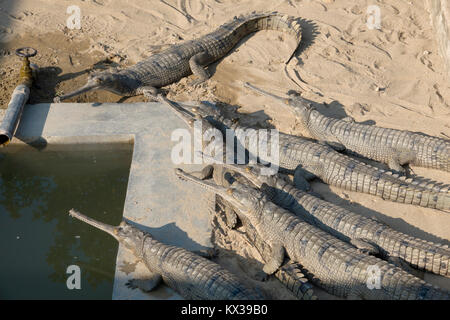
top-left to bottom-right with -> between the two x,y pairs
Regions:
5,102 -> 214,300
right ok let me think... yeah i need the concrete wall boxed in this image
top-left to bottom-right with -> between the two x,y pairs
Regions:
427,0 -> 450,77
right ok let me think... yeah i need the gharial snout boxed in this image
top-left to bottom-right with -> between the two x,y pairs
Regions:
69,209 -> 121,241
54,81 -> 100,103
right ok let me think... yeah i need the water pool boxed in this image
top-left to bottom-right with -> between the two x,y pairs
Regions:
0,148 -> 132,299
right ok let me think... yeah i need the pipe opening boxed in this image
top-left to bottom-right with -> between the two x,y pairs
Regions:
0,134 -> 11,146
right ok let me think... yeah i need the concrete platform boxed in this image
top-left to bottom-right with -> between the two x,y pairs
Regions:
3,102 -> 214,300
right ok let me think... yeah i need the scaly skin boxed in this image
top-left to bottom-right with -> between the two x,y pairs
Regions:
199,165 -> 316,299
161,100 -> 450,210
68,209 -> 264,300
245,82 -> 450,173
176,169 -> 450,300
54,12 -> 302,102
217,162 -> 450,277
243,214 -> 316,300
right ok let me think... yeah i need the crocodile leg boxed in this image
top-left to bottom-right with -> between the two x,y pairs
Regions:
387,150 -> 416,174
349,238 -> 379,255
188,165 -> 214,180
125,272 -> 163,292
262,242 -> 285,275
189,52 -> 212,86
224,206 -> 238,228
293,166 -> 316,191
141,86 -> 160,101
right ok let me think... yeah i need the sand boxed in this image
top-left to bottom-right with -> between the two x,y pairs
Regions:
0,0 -> 449,299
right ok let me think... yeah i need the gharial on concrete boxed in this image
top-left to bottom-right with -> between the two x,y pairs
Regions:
69,209 -> 264,300
176,168 -> 450,300
54,12 -> 302,102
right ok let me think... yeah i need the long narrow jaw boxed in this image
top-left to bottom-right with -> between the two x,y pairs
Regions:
198,151 -> 264,188
54,83 -> 100,103
243,82 -> 289,104
156,95 -> 197,127
69,209 -> 120,241
175,168 -> 241,208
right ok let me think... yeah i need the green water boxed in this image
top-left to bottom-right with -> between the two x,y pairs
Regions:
0,148 -> 132,299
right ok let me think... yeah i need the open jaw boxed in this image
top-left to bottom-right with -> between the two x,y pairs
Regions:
69,209 -> 120,240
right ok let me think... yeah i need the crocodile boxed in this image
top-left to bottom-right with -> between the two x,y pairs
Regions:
208,160 -> 450,277
198,165 -> 316,299
176,168 -> 450,300
170,109 -> 316,300
68,209 -> 265,300
54,12 -> 302,102
159,98 -> 450,211
244,82 -> 450,173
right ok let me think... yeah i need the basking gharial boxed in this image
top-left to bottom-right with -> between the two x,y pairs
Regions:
175,169 -> 450,300
210,160 -> 450,277
68,209 -> 264,300
54,12 -> 302,102
161,102 -> 316,299
193,162 -> 316,300
159,98 -> 450,211
245,82 -> 450,173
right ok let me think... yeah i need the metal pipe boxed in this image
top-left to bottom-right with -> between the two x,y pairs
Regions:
0,47 -> 37,146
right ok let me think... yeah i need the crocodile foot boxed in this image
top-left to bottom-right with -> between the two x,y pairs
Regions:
125,274 -> 162,292
142,86 -> 160,102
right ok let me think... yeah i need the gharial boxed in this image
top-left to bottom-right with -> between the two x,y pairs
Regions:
159,97 -> 450,211
68,209 -> 265,300
195,158 -> 317,300
54,12 -> 302,102
245,82 -> 450,174
176,168 -> 450,300
205,160 -> 450,277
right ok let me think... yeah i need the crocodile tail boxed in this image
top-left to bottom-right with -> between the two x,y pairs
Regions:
396,173 -> 450,195
275,262 -> 317,300
383,229 -> 450,277
429,138 -> 450,172
382,177 -> 450,210
413,134 -> 450,172
228,12 -> 302,63
350,164 -> 450,210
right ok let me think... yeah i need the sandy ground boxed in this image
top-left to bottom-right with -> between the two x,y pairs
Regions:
0,0 -> 449,299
